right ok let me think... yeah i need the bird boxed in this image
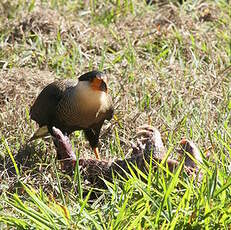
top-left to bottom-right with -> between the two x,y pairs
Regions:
29,70 -> 114,159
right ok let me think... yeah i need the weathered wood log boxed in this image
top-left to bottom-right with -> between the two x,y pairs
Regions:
52,125 -> 204,188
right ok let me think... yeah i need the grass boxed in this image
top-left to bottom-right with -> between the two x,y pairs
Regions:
0,0 -> 231,229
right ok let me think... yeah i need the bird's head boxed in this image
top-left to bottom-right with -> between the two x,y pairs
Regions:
75,70 -> 112,116
78,70 -> 108,93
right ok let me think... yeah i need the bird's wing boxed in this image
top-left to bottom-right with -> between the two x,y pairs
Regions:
30,80 -> 76,127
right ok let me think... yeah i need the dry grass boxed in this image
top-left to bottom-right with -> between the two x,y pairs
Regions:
0,0 -> 230,228
0,0 -> 230,187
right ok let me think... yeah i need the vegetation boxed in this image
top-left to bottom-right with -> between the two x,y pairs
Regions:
0,0 -> 230,229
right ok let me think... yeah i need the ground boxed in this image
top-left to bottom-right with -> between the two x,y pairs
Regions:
0,0 -> 230,229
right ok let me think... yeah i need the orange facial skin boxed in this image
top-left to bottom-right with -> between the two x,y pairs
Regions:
91,77 -> 107,93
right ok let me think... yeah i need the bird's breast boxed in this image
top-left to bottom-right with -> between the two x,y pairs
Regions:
56,84 -> 111,129
74,91 -> 110,127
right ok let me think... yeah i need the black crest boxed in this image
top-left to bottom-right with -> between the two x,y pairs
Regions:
78,70 -> 103,82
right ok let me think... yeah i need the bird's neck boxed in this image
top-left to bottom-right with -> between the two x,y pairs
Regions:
74,81 -> 109,113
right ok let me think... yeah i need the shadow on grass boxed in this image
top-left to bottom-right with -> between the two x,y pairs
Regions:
0,140 -> 57,193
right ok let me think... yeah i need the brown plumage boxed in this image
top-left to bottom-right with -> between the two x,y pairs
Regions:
30,70 -> 114,159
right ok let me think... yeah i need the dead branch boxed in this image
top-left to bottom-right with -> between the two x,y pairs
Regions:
53,125 -> 204,188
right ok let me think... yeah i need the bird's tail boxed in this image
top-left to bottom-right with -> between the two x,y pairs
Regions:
29,126 -> 50,141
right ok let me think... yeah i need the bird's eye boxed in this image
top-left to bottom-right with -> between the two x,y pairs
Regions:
100,81 -> 107,92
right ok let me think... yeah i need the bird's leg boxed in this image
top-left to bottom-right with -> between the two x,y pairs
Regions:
93,147 -> 100,160
84,126 -> 102,160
